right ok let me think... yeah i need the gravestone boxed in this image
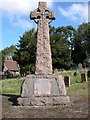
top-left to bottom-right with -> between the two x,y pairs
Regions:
64,76 -> 70,87
18,2 -> 70,106
81,73 -> 87,82
87,71 -> 90,77
73,72 -> 77,76
78,63 -> 83,71
88,64 -> 90,70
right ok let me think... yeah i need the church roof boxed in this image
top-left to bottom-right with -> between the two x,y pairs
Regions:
4,60 -> 19,71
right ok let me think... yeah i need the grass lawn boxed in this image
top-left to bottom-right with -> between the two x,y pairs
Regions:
58,70 -> 89,95
0,77 -> 25,95
0,70 -> 89,95
66,82 -> 89,95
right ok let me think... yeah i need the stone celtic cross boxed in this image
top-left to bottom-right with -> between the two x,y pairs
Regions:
30,2 -> 55,75
18,2 -> 69,106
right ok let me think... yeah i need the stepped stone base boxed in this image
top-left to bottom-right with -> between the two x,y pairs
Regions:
18,96 -> 69,106
17,74 -> 70,106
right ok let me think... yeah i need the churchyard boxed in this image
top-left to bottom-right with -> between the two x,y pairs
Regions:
0,1 -> 90,119
0,69 -> 89,94
0,69 -> 89,118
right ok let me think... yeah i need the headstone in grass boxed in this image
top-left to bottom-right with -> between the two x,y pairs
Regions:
0,75 -> 2,80
78,63 -> 83,71
81,73 -> 87,82
73,72 -> 77,76
88,64 -> 90,69
0,72 -> 2,79
18,2 -> 70,106
87,71 -> 90,78
64,76 -> 70,87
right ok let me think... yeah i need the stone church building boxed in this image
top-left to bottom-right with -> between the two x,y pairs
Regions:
3,60 -> 20,77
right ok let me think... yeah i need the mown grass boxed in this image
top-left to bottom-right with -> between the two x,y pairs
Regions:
57,69 -> 89,95
0,70 -> 89,95
67,82 -> 89,95
0,77 -> 25,94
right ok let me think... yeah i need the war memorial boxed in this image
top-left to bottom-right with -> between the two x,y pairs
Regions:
18,2 -> 70,106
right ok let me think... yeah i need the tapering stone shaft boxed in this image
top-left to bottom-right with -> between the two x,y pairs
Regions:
30,2 -> 55,75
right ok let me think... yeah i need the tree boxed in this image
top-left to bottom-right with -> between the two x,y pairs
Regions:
13,26 -> 76,74
0,45 -> 16,71
0,52 -> 2,71
72,22 -> 90,66
50,26 -> 75,70
2,45 -> 16,60
13,28 -> 37,75
14,23 -> 90,73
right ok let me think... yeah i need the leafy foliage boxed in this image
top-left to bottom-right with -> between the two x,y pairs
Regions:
2,45 -> 16,60
0,45 -> 16,71
13,26 -> 75,74
50,25 -> 76,69
2,23 -> 90,74
72,22 -> 90,65
13,28 -> 37,75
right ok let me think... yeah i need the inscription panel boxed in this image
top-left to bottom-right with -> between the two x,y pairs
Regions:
34,79 -> 51,95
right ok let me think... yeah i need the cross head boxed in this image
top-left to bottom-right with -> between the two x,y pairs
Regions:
30,2 -> 55,24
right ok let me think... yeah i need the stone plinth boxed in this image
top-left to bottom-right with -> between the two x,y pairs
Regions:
18,74 -> 70,106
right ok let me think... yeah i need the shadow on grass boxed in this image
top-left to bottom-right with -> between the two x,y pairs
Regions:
1,94 -> 20,106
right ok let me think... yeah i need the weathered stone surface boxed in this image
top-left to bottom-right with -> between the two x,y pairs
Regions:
64,76 -> 70,87
30,2 -> 55,75
18,2 -> 70,106
21,74 -> 67,98
53,96 -> 70,105
34,78 -> 51,95
18,97 -> 53,106
18,96 -> 70,106
78,63 -> 83,71
18,74 -> 70,106
81,73 -> 87,82
87,71 -> 90,77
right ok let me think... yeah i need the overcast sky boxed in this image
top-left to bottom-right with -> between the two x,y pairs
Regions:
0,0 -> 90,50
